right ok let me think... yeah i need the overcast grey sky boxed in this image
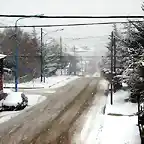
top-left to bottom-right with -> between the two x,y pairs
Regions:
0,0 -> 143,15
0,0 -> 143,56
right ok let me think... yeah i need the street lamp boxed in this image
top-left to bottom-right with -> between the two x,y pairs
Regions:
14,14 -> 44,92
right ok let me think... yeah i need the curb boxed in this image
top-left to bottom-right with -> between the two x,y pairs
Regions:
3,77 -> 72,90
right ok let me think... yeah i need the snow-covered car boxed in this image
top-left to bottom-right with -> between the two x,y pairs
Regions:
0,92 -> 28,111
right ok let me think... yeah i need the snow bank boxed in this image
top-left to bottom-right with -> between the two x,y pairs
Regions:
0,111 -> 21,124
102,90 -> 141,144
122,82 -> 128,87
79,88 -> 140,144
48,76 -> 79,89
3,88 -> 13,94
4,76 -> 78,89
100,115 -> 140,144
85,75 -> 90,77
26,94 -> 46,106
92,72 -> 100,77
106,90 -> 137,115
99,79 -> 109,90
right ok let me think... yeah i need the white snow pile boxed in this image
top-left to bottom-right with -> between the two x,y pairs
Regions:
49,76 -> 79,89
4,75 -> 78,89
92,72 -> 101,77
99,79 -> 109,90
3,88 -> 13,94
0,111 -> 21,124
101,90 -> 140,144
26,94 -> 46,106
105,90 -> 138,115
79,86 -> 141,144
122,82 -> 128,87
85,75 -> 91,77
55,69 -> 68,75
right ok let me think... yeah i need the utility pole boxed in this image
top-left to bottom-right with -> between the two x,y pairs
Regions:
60,36 -> 62,75
85,61 -> 87,73
110,31 -> 114,105
81,56 -> 83,75
14,16 -> 43,91
40,28 -> 43,82
15,25 -> 18,92
73,46 -> 76,75
113,35 -> 116,73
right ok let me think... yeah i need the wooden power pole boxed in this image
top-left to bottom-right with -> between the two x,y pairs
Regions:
60,36 -> 62,75
110,31 -> 114,105
40,28 -> 43,82
113,35 -> 116,73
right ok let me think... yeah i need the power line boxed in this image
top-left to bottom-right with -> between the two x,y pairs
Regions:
0,14 -> 143,19
42,28 -> 64,34
64,35 -> 109,40
0,20 -> 142,28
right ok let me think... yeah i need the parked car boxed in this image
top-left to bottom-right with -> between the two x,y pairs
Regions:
0,92 -> 28,111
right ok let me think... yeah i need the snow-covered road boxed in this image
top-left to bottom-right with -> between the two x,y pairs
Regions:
70,79 -> 108,144
80,94 -> 106,144
0,76 -> 79,124
0,77 -> 141,143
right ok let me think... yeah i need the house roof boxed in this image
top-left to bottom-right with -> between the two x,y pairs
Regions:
0,54 -> 6,59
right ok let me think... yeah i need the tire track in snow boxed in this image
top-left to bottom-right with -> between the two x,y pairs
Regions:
81,98 -> 106,144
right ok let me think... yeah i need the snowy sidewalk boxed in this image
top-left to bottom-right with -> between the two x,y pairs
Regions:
81,89 -> 141,144
101,90 -> 141,144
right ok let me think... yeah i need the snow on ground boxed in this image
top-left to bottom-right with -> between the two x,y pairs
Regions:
92,72 -> 101,77
105,90 -> 137,115
26,94 -> 46,106
79,79 -> 141,144
100,90 -> 141,144
76,79 -> 108,144
4,75 -> 78,89
80,97 -> 106,144
0,93 -> 47,124
48,76 -> 79,89
0,75 -> 79,124
100,115 -> 140,144
0,111 -> 21,124
3,88 -> 13,94
99,79 -> 109,90
85,75 -> 91,77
